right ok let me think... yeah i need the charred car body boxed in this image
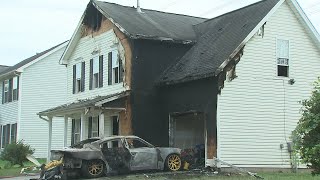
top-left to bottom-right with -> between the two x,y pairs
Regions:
51,136 -> 182,178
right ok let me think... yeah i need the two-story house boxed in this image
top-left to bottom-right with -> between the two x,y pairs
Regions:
0,41 -> 68,157
39,0 -> 320,169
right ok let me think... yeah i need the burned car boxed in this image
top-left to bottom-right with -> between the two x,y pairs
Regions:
51,136 -> 182,178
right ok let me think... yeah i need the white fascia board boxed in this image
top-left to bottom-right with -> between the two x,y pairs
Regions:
215,0 -> 285,75
288,0 -> 320,47
16,41 -> 68,72
60,11 -> 86,65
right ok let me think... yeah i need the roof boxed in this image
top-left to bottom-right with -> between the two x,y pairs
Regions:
0,41 -> 68,77
38,91 -> 129,116
93,1 -> 206,42
158,0 -> 281,85
0,65 -> 9,73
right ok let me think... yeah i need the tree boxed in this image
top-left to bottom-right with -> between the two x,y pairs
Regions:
292,78 -> 320,175
0,141 -> 34,167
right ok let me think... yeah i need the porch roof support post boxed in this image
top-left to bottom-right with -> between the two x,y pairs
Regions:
64,116 -> 68,147
47,116 -> 53,163
80,113 -> 86,140
99,112 -> 105,137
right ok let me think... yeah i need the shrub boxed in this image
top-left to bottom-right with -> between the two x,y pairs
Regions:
292,78 -> 320,175
0,140 -> 34,167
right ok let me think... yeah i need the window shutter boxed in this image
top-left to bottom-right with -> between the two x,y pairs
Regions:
71,119 -> 75,145
99,55 -> 104,88
89,59 -> 93,90
16,76 -> 19,100
2,81 -> 4,104
0,125 -> 2,148
108,52 -> 112,85
88,117 -> 92,138
73,65 -> 76,94
98,116 -> 100,136
8,79 -> 13,102
81,62 -> 85,92
119,57 -> 123,83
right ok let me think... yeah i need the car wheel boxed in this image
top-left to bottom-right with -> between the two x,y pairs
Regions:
165,154 -> 181,171
81,160 -> 105,178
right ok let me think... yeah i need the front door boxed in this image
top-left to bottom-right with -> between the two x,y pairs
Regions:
125,137 -> 158,171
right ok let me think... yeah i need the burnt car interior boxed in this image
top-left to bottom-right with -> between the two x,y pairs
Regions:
101,138 -> 131,171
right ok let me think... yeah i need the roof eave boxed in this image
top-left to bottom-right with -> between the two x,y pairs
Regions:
287,0 -> 320,47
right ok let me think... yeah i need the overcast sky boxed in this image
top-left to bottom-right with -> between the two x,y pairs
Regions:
0,0 -> 319,66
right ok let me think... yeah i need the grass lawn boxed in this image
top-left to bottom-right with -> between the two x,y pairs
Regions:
0,159 -> 46,177
103,172 -> 316,180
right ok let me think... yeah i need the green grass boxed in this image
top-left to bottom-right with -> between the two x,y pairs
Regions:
0,159 -> 46,177
103,172 -> 316,180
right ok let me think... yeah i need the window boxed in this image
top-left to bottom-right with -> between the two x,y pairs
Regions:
125,138 -> 152,149
108,50 -> 123,85
10,123 -> 17,143
2,76 -> 19,104
71,119 -> 81,145
88,116 -> 99,138
1,123 -> 16,148
12,77 -> 18,101
3,80 -> 9,103
90,56 -> 103,90
73,62 -> 85,94
277,39 -> 289,77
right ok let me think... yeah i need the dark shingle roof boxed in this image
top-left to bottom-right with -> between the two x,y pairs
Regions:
0,65 -> 9,73
158,0 -> 280,84
0,41 -> 68,76
94,1 -> 206,42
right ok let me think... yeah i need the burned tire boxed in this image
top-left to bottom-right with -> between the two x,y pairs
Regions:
81,160 -> 105,178
165,154 -> 182,171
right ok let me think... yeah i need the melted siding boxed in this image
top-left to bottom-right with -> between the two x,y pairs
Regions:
217,2 -> 320,168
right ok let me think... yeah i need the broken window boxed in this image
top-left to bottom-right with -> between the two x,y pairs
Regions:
277,39 -> 289,77
89,56 -> 103,90
73,62 -> 85,94
71,119 -> 81,145
125,138 -> 151,149
88,116 -> 99,138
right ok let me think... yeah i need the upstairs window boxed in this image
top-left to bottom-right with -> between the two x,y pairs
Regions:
277,39 -> 289,77
73,62 -> 85,94
108,50 -> 123,85
12,77 -> 18,101
2,76 -> 19,104
90,56 -> 103,90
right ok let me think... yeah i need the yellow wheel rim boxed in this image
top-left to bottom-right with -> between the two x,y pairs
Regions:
88,161 -> 104,176
168,154 -> 181,171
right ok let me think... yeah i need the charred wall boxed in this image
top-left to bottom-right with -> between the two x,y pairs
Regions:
130,40 -> 194,146
158,77 -> 219,158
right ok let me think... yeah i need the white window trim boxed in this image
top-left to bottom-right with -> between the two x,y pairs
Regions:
111,50 -> 120,84
92,55 -> 100,89
275,37 -> 291,78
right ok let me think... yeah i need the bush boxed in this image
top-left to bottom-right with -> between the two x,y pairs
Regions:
292,78 -> 320,175
0,140 -> 34,167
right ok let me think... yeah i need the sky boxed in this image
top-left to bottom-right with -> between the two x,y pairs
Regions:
0,0 -> 319,66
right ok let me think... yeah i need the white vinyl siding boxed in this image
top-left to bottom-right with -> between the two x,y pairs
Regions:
217,2 -> 320,168
67,30 -> 125,102
19,46 -> 67,158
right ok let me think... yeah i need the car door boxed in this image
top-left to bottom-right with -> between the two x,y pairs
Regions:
125,137 -> 158,171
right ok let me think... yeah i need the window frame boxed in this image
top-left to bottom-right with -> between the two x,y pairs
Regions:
12,77 -> 18,101
112,50 -> 120,84
73,62 -> 85,94
3,80 -> 9,103
276,38 -> 290,78
71,119 -> 81,145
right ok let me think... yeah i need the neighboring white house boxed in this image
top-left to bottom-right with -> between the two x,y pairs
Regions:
217,0 -> 320,168
0,41 -> 68,158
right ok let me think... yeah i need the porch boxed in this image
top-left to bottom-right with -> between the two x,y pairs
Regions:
38,91 -> 131,161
